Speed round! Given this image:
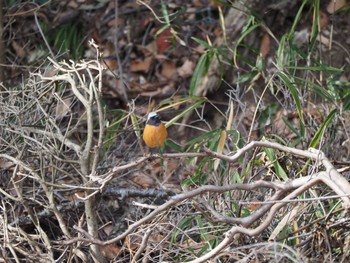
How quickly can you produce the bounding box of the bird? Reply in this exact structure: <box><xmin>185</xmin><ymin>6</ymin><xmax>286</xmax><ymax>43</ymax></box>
<box><xmin>143</xmin><ymin>112</ymin><xmax>168</xmax><ymax>148</ymax></box>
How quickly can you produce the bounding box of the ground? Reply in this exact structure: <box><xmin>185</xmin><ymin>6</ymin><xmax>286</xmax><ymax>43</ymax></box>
<box><xmin>1</xmin><ymin>0</ymin><xmax>350</xmax><ymax>262</ymax></box>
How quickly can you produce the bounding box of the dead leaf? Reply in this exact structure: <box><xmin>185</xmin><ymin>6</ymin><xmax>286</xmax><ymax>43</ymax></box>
<box><xmin>130</xmin><ymin>56</ymin><xmax>153</xmax><ymax>73</ymax></box>
<box><xmin>177</xmin><ymin>59</ymin><xmax>195</xmax><ymax>78</ymax></box>
<box><xmin>107</xmin><ymin>17</ymin><xmax>125</xmax><ymax>27</ymax></box>
<box><xmin>193</xmin><ymin>0</ymin><xmax>205</xmax><ymax>7</ymax></box>
<box><xmin>145</xmin><ymin>41</ymin><xmax>158</xmax><ymax>55</ymax></box>
<box><xmin>340</xmin><ymin>74</ymin><xmax>349</xmax><ymax>82</ymax></box>
<box><xmin>139</xmin><ymin>16</ymin><xmax>154</xmax><ymax>31</ymax></box>
<box><xmin>260</xmin><ymin>32</ymin><xmax>270</xmax><ymax>58</ymax></box>
<box><xmin>64</xmin><ymin>191</ymin><xmax>86</xmax><ymax>202</ymax></box>
<box><xmin>91</xmin><ymin>27</ymin><xmax>103</xmax><ymax>44</ymax></box>
<box><xmin>53</xmin><ymin>9</ymin><xmax>79</xmax><ymax>27</ymax></box>
<box><xmin>100</xmin><ymin>244</ymin><xmax>121</xmax><ymax>259</ymax></box>
<box><xmin>0</xmin><ymin>159</ymin><xmax>15</xmax><ymax>170</ymax></box>
<box><xmin>11</xmin><ymin>41</ymin><xmax>26</xmax><ymax>58</ymax></box>
<box><xmin>319</xmin><ymin>11</ymin><xmax>329</xmax><ymax>29</ymax></box>
<box><xmin>102</xmin><ymin>57</ymin><xmax>118</xmax><ymax>71</ymax></box>
<box><xmin>318</xmin><ymin>34</ymin><xmax>330</xmax><ymax>46</ymax></box>
<box><xmin>125</xmin><ymin>234</ymin><xmax>142</xmax><ymax>251</ymax></box>
<box><xmin>132</xmin><ymin>171</ymin><xmax>155</xmax><ymax>188</ymax></box>
<box><xmin>43</xmin><ymin>66</ymin><xmax>59</xmax><ymax>77</ymax></box>
<box><xmin>214</xmin><ymin>26</ymin><xmax>222</xmax><ymax>38</ymax></box>
<box><xmin>209</xmin><ymin>0</ymin><xmax>224</xmax><ymax>8</ymax></box>
<box><xmin>327</xmin><ymin>0</ymin><xmax>347</xmax><ymax>13</ymax></box>
<box><xmin>343</xmin><ymin>235</ymin><xmax>350</xmax><ymax>260</ymax></box>
<box><xmin>194</xmin><ymin>44</ymin><xmax>206</xmax><ymax>54</ymax></box>
<box><xmin>214</xmin><ymin>129</ymin><xmax>227</xmax><ymax>171</ymax></box>
<box><xmin>269</xmin><ymin>205</ymin><xmax>301</xmax><ymax>241</ymax></box>
<box><xmin>102</xmin><ymin>41</ymin><xmax>115</xmax><ymax>56</ymax></box>
<box><xmin>140</xmin><ymin>89</ymin><xmax>163</xmax><ymax>97</ymax></box>
<box><xmin>160</xmin><ymin>60</ymin><xmax>177</xmax><ymax>79</ymax></box>
<box><xmin>102</xmin><ymin>224</ymin><xmax>115</xmax><ymax>236</ymax></box>
<box><xmin>156</xmin><ymin>27</ymin><xmax>172</xmax><ymax>54</ymax></box>
<box><xmin>140</xmin><ymin>83</ymin><xmax>175</xmax><ymax>97</ymax></box>
<box><xmin>55</xmin><ymin>97</ymin><xmax>73</xmax><ymax>121</ymax></box>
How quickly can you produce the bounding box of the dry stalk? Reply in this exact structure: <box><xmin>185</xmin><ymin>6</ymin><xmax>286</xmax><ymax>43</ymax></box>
<box><xmin>1</xmin><ymin>43</ymin><xmax>349</xmax><ymax>262</ymax></box>
<box><xmin>0</xmin><ymin>41</ymin><xmax>106</xmax><ymax>262</ymax></box>
<box><xmin>54</xmin><ymin>140</ymin><xmax>350</xmax><ymax>262</ymax></box>
<box><xmin>40</xmin><ymin>42</ymin><xmax>106</xmax><ymax>263</ymax></box>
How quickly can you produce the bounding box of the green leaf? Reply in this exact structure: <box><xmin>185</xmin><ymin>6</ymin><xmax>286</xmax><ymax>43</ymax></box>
<box><xmin>309</xmin><ymin>109</ymin><xmax>337</xmax><ymax>148</ymax></box>
<box><xmin>309</xmin><ymin>0</ymin><xmax>320</xmax><ymax>51</ymax></box>
<box><xmin>196</xmin><ymin>216</ymin><xmax>208</xmax><ymax>241</ymax></box>
<box><xmin>191</xmin><ymin>37</ymin><xmax>213</xmax><ymax>49</ymax></box>
<box><xmin>233</xmin><ymin>22</ymin><xmax>260</xmax><ymax>68</ymax></box>
<box><xmin>185</xmin><ymin>129</ymin><xmax>220</xmax><ymax>148</ymax></box>
<box><xmin>161</xmin><ymin>0</ymin><xmax>171</xmax><ymax>25</ymax></box>
<box><xmin>165</xmin><ymin>98</ymin><xmax>206</xmax><ymax>128</ymax></box>
<box><xmin>282</xmin><ymin>117</ymin><xmax>303</xmax><ymax>147</ymax></box>
<box><xmin>286</xmin><ymin>65</ymin><xmax>343</xmax><ymax>72</ymax></box>
<box><xmin>189</xmin><ymin>52</ymin><xmax>213</xmax><ymax>96</ymax></box>
<box><xmin>277</xmin><ymin>34</ymin><xmax>287</xmax><ymax>69</ymax></box>
<box><xmin>182</xmin><ymin>160</ymin><xmax>210</xmax><ymax>185</ymax></box>
<box><xmin>282</xmin><ymin>117</ymin><xmax>301</xmax><ymax>138</ymax></box>
<box><xmin>170</xmin><ymin>216</ymin><xmax>195</xmax><ymax>248</ymax></box>
<box><xmin>277</xmin><ymin>71</ymin><xmax>305</xmax><ymax>138</ymax></box>
<box><xmin>165</xmin><ymin>139</ymin><xmax>182</xmax><ymax>152</ymax></box>
<box><xmin>264</xmin><ymin>147</ymin><xmax>288</xmax><ymax>181</ymax></box>
<box><xmin>287</xmin><ymin>0</ymin><xmax>308</xmax><ymax>40</ymax></box>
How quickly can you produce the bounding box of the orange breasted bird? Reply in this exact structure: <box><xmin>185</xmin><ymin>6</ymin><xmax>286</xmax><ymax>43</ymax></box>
<box><xmin>143</xmin><ymin>112</ymin><xmax>168</xmax><ymax>148</ymax></box>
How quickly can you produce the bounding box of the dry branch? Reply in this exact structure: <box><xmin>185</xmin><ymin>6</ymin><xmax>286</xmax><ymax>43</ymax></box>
<box><xmin>1</xmin><ymin>46</ymin><xmax>350</xmax><ymax>262</ymax></box>
<box><xmin>55</xmin><ymin>140</ymin><xmax>350</xmax><ymax>262</ymax></box>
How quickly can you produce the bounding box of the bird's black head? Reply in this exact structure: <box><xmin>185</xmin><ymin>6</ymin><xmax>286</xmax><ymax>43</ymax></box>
<box><xmin>146</xmin><ymin>112</ymin><xmax>161</xmax><ymax>126</ymax></box>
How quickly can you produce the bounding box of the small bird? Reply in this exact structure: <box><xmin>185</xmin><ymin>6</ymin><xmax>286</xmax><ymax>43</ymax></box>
<box><xmin>143</xmin><ymin>112</ymin><xmax>168</xmax><ymax>148</ymax></box>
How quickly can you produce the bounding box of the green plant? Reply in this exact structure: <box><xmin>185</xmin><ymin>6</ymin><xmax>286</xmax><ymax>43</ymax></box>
<box><xmin>48</xmin><ymin>20</ymin><xmax>85</xmax><ymax>59</ymax></box>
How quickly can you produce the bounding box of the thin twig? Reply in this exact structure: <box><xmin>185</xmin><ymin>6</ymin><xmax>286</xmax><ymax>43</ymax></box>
<box><xmin>133</xmin><ymin>228</ymin><xmax>153</xmax><ymax>262</ymax></box>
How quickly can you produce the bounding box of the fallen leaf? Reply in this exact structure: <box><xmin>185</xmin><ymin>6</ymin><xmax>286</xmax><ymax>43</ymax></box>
<box><xmin>102</xmin><ymin>224</ymin><xmax>115</xmax><ymax>236</ymax></box>
<box><xmin>177</xmin><ymin>59</ymin><xmax>195</xmax><ymax>78</ymax></box>
<box><xmin>139</xmin><ymin>17</ymin><xmax>154</xmax><ymax>29</ymax></box>
<box><xmin>145</xmin><ymin>41</ymin><xmax>158</xmax><ymax>55</ymax></box>
<box><xmin>53</xmin><ymin>9</ymin><xmax>79</xmax><ymax>27</ymax></box>
<box><xmin>0</xmin><ymin>159</ymin><xmax>15</xmax><ymax>170</ymax></box>
<box><xmin>160</xmin><ymin>60</ymin><xmax>177</xmax><ymax>79</ymax></box>
<box><xmin>107</xmin><ymin>17</ymin><xmax>125</xmax><ymax>27</ymax></box>
<box><xmin>156</xmin><ymin>27</ymin><xmax>172</xmax><ymax>54</ymax></box>
<box><xmin>319</xmin><ymin>11</ymin><xmax>329</xmax><ymax>29</ymax></box>
<box><xmin>327</xmin><ymin>0</ymin><xmax>347</xmax><ymax>13</ymax></box>
<box><xmin>193</xmin><ymin>0</ymin><xmax>205</xmax><ymax>7</ymax></box>
<box><xmin>209</xmin><ymin>0</ymin><xmax>224</xmax><ymax>8</ymax></box>
<box><xmin>140</xmin><ymin>89</ymin><xmax>164</xmax><ymax>97</ymax></box>
<box><xmin>245</xmin><ymin>198</ymin><xmax>263</xmax><ymax>210</ymax></box>
<box><xmin>102</xmin><ymin>57</ymin><xmax>118</xmax><ymax>71</ymax></box>
<box><xmin>55</xmin><ymin>97</ymin><xmax>73</xmax><ymax>121</ymax></box>
<box><xmin>132</xmin><ymin>171</ymin><xmax>155</xmax><ymax>188</ymax></box>
<box><xmin>102</xmin><ymin>41</ymin><xmax>115</xmax><ymax>56</ymax></box>
<box><xmin>130</xmin><ymin>56</ymin><xmax>153</xmax><ymax>73</ymax></box>
<box><xmin>260</xmin><ymin>32</ymin><xmax>270</xmax><ymax>58</ymax></box>
<box><xmin>214</xmin><ymin>129</ymin><xmax>227</xmax><ymax>171</ymax></box>
<box><xmin>269</xmin><ymin>205</ymin><xmax>301</xmax><ymax>241</ymax></box>
<box><xmin>140</xmin><ymin>83</ymin><xmax>175</xmax><ymax>97</ymax></box>
<box><xmin>100</xmin><ymin>244</ymin><xmax>121</xmax><ymax>259</ymax></box>
<box><xmin>92</xmin><ymin>29</ymin><xmax>101</xmax><ymax>43</ymax></box>
<box><xmin>318</xmin><ymin>34</ymin><xmax>330</xmax><ymax>46</ymax></box>
<box><xmin>11</xmin><ymin>40</ymin><xmax>26</xmax><ymax>58</ymax></box>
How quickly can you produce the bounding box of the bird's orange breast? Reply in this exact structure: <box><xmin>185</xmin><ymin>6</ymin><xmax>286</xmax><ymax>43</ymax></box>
<box><xmin>143</xmin><ymin>122</ymin><xmax>168</xmax><ymax>148</ymax></box>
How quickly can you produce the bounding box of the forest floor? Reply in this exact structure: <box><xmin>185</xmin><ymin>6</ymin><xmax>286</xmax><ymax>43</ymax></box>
<box><xmin>1</xmin><ymin>0</ymin><xmax>350</xmax><ymax>262</ymax></box>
